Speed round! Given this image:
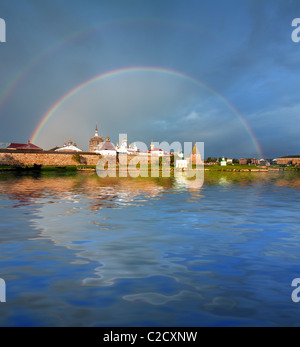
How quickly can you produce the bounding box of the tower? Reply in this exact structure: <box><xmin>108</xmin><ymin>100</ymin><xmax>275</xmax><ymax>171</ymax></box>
<box><xmin>190</xmin><ymin>142</ymin><xmax>202</xmax><ymax>165</ymax></box>
<box><xmin>89</xmin><ymin>125</ymin><xmax>104</xmax><ymax>152</ymax></box>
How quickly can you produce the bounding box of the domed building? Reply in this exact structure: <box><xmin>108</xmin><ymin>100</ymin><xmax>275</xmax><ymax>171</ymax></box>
<box><xmin>95</xmin><ymin>137</ymin><xmax>116</xmax><ymax>156</ymax></box>
<box><xmin>89</xmin><ymin>125</ymin><xmax>104</xmax><ymax>152</ymax></box>
<box><xmin>55</xmin><ymin>140</ymin><xmax>82</xmax><ymax>152</ymax></box>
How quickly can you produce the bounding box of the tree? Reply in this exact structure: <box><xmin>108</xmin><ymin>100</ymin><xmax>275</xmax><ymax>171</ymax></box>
<box><xmin>72</xmin><ymin>153</ymin><xmax>81</xmax><ymax>164</ymax></box>
<box><xmin>170</xmin><ymin>154</ymin><xmax>174</xmax><ymax>166</ymax></box>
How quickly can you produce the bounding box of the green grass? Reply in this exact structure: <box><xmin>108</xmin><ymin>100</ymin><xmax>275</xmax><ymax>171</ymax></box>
<box><xmin>204</xmin><ymin>164</ymin><xmax>264</xmax><ymax>171</ymax></box>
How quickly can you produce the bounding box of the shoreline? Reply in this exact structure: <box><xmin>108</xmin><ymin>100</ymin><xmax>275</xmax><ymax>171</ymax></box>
<box><xmin>0</xmin><ymin>165</ymin><xmax>299</xmax><ymax>174</ymax></box>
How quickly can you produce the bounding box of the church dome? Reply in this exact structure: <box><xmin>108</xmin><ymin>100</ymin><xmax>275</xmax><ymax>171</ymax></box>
<box><xmin>89</xmin><ymin>125</ymin><xmax>104</xmax><ymax>152</ymax></box>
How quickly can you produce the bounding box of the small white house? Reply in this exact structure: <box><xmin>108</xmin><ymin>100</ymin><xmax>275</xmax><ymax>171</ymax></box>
<box><xmin>220</xmin><ymin>157</ymin><xmax>227</xmax><ymax>166</ymax></box>
<box><xmin>176</xmin><ymin>160</ymin><xmax>188</xmax><ymax>169</ymax></box>
<box><xmin>176</xmin><ymin>151</ymin><xmax>188</xmax><ymax>169</ymax></box>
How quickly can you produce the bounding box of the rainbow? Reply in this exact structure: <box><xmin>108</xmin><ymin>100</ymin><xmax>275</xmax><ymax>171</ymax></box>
<box><xmin>0</xmin><ymin>18</ymin><xmax>202</xmax><ymax>111</ymax></box>
<box><xmin>30</xmin><ymin>67</ymin><xmax>263</xmax><ymax>158</ymax></box>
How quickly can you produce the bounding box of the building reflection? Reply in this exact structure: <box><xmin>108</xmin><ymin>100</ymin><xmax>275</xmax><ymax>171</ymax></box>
<box><xmin>0</xmin><ymin>173</ymin><xmax>174</xmax><ymax>210</ymax></box>
<box><xmin>1</xmin><ymin>170</ymin><xmax>299</xmax><ymax>292</ymax></box>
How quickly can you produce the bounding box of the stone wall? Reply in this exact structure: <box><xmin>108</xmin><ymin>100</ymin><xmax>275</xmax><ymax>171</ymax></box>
<box><xmin>0</xmin><ymin>150</ymin><xmax>173</xmax><ymax>167</ymax></box>
<box><xmin>277</xmin><ymin>157</ymin><xmax>300</xmax><ymax>165</ymax></box>
<box><xmin>0</xmin><ymin>150</ymin><xmax>101</xmax><ymax>166</ymax></box>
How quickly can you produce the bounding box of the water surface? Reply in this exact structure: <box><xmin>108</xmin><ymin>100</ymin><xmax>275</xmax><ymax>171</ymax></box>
<box><xmin>0</xmin><ymin>171</ymin><xmax>299</xmax><ymax>326</ymax></box>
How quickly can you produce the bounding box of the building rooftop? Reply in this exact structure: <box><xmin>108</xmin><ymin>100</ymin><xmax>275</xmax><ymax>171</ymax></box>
<box><xmin>7</xmin><ymin>141</ymin><xmax>43</xmax><ymax>150</ymax></box>
<box><xmin>98</xmin><ymin>137</ymin><xmax>116</xmax><ymax>151</ymax></box>
<box><xmin>279</xmin><ymin>155</ymin><xmax>300</xmax><ymax>158</ymax></box>
<box><xmin>55</xmin><ymin>140</ymin><xmax>82</xmax><ymax>152</ymax></box>
<box><xmin>191</xmin><ymin>142</ymin><xmax>201</xmax><ymax>155</ymax></box>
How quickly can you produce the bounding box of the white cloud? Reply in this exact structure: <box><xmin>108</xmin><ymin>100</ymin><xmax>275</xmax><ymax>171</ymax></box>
<box><xmin>184</xmin><ymin>111</ymin><xmax>199</xmax><ymax>121</ymax></box>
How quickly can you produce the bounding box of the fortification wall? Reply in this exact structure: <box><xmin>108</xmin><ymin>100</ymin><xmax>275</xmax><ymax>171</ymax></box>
<box><xmin>0</xmin><ymin>150</ymin><xmax>101</xmax><ymax>166</ymax></box>
<box><xmin>277</xmin><ymin>157</ymin><xmax>300</xmax><ymax>165</ymax></box>
<box><xmin>0</xmin><ymin>150</ymin><xmax>173</xmax><ymax>167</ymax></box>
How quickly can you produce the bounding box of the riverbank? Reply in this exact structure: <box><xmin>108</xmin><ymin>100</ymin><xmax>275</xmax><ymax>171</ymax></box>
<box><xmin>0</xmin><ymin>164</ymin><xmax>299</xmax><ymax>174</ymax></box>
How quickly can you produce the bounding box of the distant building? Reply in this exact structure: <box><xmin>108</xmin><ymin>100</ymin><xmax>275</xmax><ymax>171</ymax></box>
<box><xmin>251</xmin><ymin>158</ymin><xmax>259</xmax><ymax>165</ymax></box>
<box><xmin>96</xmin><ymin>137</ymin><xmax>116</xmax><ymax>156</ymax></box>
<box><xmin>116</xmin><ymin>138</ymin><xmax>139</xmax><ymax>155</ymax></box>
<box><xmin>239</xmin><ymin>158</ymin><xmax>259</xmax><ymax>165</ymax></box>
<box><xmin>226</xmin><ymin>158</ymin><xmax>233</xmax><ymax>164</ymax></box>
<box><xmin>220</xmin><ymin>157</ymin><xmax>227</xmax><ymax>166</ymax></box>
<box><xmin>190</xmin><ymin>142</ymin><xmax>202</xmax><ymax>165</ymax></box>
<box><xmin>259</xmin><ymin>159</ymin><xmax>270</xmax><ymax>166</ymax></box>
<box><xmin>116</xmin><ymin>139</ymin><xmax>170</xmax><ymax>157</ymax></box>
<box><xmin>7</xmin><ymin>140</ymin><xmax>43</xmax><ymax>151</ymax></box>
<box><xmin>89</xmin><ymin>125</ymin><xmax>104</xmax><ymax>152</ymax></box>
<box><xmin>55</xmin><ymin>140</ymin><xmax>82</xmax><ymax>152</ymax></box>
<box><xmin>127</xmin><ymin>143</ymin><xmax>138</xmax><ymax>155</ymax></box>
<box><xmin>176</xmin><ymin>151</ymin><xmax>187</xmax><ymax>169</ymax></box>
<box><xmin>276</xmin><ymin>156</ymin><xmax>300</xmax><ymax>166</ymax></box>
<box><xmin>148</xmin><ymin>141</ymin><xmax>166</xmax><ymax>156</ymax></box>
<box><xmin>116</xmin><ymin>138</ymin><xmax>129</xmax><ymax>154</ymax></box>
<box><xmin>239</xmin><ymin>158</ymin><xmax>248</xmax><ymax>165</ymax></box>
<box><xmin>135</xmin><ymin>141</ymin><xmax>170</xmax><ymax>157</ymax></box>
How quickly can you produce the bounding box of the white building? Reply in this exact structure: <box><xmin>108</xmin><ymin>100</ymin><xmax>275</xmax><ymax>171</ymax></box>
<box><xmin>148</xmin><ymin>141</ymin><xmax>170</xmax><ymax>157</ymax></box>
<box><xmin>176</xmin><ymin>151</ymin><xmax>188</xmax><ymax>169</ymax></box>
<box><xmin>116</xmin><ymin>138</ymin><xmax>128</xmax><ymax>153</ymax></box>
<box><xmin>220</xmin><ymin>157</ymin><xmax>227</xmax><ymax>166</ymax></box>
<box><xmin>55</xmin><ymin>140</ymin><xmax>82</xmax><ymax>152</ymax></box>
<box><xmin>116</xmin><ymin>139</ymin><xmax>169</xmax><ymax>157</ymax></box>
<box><xmin>128</xmin><ymin>143</ymin><xmax>138</xmax><ymax>154</ymax></box>
<box><xmin>116</xmin><ymin>138</ymin><xmax>138</xmax><ymax>155</ymax></box>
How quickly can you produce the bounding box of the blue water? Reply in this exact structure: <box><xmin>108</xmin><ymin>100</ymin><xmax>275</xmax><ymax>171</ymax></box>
<box><xmin>0</xmin><ymin>171</ymin><xmax>300</xmax><ymax>327</ymax></box>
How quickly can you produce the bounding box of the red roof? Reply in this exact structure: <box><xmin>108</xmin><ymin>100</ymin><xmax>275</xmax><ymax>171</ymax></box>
<box><xmin>7</xmin><ymin>142</ymin><xmax>43</xmax><ymax>150</ymax></box>
<box><xmin>148</xmin><ymin>148</ymin><xmax>170</xmax><ymax>155</ymax></box>
<box><xmin>99</xmin><ymin>141</ymin><xmax>116</xmax><ymax>151</ymax></box>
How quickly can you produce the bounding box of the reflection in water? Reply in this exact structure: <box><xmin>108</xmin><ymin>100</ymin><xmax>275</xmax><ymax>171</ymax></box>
<box><xmin>0</xmin><ymin>171</ymin><xmax>300</xmax><ymax>326</ymax></box>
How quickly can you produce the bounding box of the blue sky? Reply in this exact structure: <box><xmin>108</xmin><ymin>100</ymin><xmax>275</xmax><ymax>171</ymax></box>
<box><xmin>0</xmin><ymin>0</ymin><xmax>300</xmax><ymax>158</ymax></box>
